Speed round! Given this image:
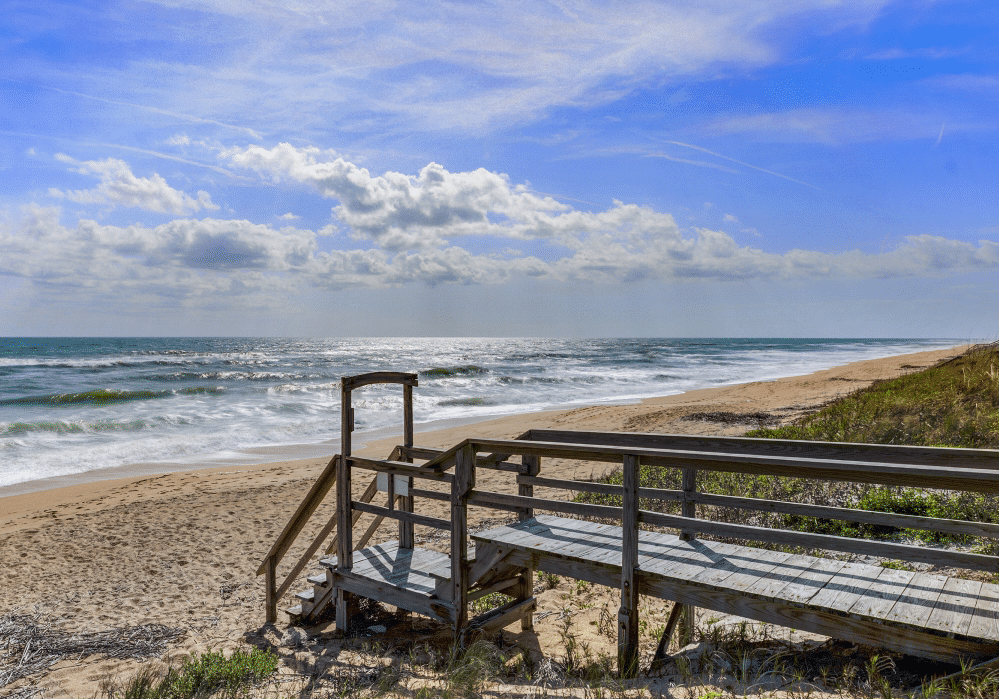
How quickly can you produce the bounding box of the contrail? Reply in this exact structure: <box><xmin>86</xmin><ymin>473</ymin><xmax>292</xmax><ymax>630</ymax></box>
<box><xmin>934</xmin><ymin>122</ymin><xmax>945</xmax><ymax>147</ymax></box>
<box><xmin>667</xmin><ymin>140</ymin><xmax>822</xmax><ymax>191</ymax></box>
<box><xmin>2</xmin><ymin>79</ymin><xmax>263</xmax><ymax>140</ymax></box>
<box><xmin>1</xmin><ymin>129</ymin><xmax>244</xmax><ymax>178</ymax></box>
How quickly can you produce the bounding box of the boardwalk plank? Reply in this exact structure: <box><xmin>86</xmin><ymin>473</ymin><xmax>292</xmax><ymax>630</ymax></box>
<box><xmin>884</xmin><ymin>572</ymin><xmax>949</xmax><ymax>628</ymax></box>
<box><xmin>925</xmin><ymin>577</ymin><xmax>982</xmax><ymax>637</ymax></box>
<box><xmin>968</xmin><ymin>581</ymin><xmax>999</xmax><ymax>641</ymax></box>
<box><xmin>808</xmin><ymin>561</ymin><xmax>882</xmax><ymax>614</ymax></box>
<box><xmin>848</xmin><ymin>566</ymin><xmax>914</xmax><ymax>619</ymax></box>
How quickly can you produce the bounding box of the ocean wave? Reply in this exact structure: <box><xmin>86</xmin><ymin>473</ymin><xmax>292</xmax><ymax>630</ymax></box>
<box><xmin>0</xmin><ymin>386</ymin><xmax>224</xmax><ymax>407</ymax></box>
<box><xmin>420</xmin><ymin>365</ymin><xmax>488</xmax><ymax>378</ymax></box>
<box><xmin>0</xmin><ymin>419</ymin><xmax>148</xmax><ymax>436</ymax></box>
<box><xmin>437</xmin><ymin>397</ymin><xmax>498</xmax><ymax>407</ymax></box>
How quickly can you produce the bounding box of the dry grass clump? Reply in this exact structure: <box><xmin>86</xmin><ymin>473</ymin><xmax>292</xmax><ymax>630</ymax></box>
<box><xmin>0</xmin><ymin>611</ymin><xmax>184</xmax><ymax>692</ymax></box>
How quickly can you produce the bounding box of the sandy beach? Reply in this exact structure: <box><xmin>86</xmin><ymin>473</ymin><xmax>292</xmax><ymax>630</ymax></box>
<box><xmin>0</xmin><ymin>344</ymin><xmax>968</xmax><ymax>696</ymax></box>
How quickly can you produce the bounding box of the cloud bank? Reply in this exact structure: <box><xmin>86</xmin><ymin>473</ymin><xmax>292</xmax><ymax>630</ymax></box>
<box><xmin>4</xmin><ymin>145</ymin><xmax>998</xmax><ymax>311</ymax></box>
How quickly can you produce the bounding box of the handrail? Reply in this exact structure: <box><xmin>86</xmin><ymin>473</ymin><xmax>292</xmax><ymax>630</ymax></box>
<box><xmin>464</xmin><ymin>437</ymin><xmax>999</xmax><ymax>493</ymax></box>
<box><xmin>524</xmin><ymin>428</ymin><xmax>999</xmax><ymax>469</ymax></box>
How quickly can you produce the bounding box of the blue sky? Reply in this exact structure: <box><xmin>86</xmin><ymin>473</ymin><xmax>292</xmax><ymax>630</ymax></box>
<box><xmin>1</xmin><ymin>0</ymin><xmax>997</xmax><ymax>337</ymax></box>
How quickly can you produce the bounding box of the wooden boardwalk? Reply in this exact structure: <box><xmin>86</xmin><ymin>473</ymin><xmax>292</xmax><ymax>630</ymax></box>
<box><xmin>473</xmin><ymin>515</ymin><xmax>999</xmax><ymax>662</ymax></box>
<box><xmin>262</xmin><ymin>372</ymin><xmax>999</xmax><ymax>676</ymax></box>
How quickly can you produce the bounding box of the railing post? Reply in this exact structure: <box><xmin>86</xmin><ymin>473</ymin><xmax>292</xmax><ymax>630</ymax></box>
<box><xmin>452</xmin><ymin>443</ymin><xmax>475</xmax><ymax>632</ymax></box>
<box><xmin>518</xmin><ymin>454</ymin><xmax>540</xmax><ymax>631</ymax></box>
<box><xmin>519</xmin><ymin>455</ymin><xmax>540</xmax><ymax>522</ymax></box>
<box><xmin>336</xmin><ymin>385</ymin><xmax>356</xmax><ymax>633</ymax></box>
<box><xmin>618</xmin><ymin>454</ymin><xmax>640</xmax><ymax>678</ymax></box>
<box><xmin>679</xmin><ymin>466</ymin><xmax>697</xmax><ymax>645</ymax></box>
<box><xmin>265</xmin><ymin>555</ymin><xmax>277</xmax><ymax>624</ymax></box>
<box><xmin>399</xmin><ymin>384</ymin><xmax>415</xmax><ymax>548</ymax></box>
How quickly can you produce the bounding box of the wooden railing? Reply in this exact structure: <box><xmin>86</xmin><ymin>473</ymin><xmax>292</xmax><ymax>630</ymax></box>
<box><xmin>434</xmin><ymin>431</ymin><xmax>999</xmax><ymax>674</ymax></box>
<box><xmin>258</xmin><ymin>371</ymin><xmax>418</xmax><ymax>623</ymax></box>
<box><xmin>263</xmin><ymin>414</ymin><xmax>999</xmax><ymax>671</ymax></box>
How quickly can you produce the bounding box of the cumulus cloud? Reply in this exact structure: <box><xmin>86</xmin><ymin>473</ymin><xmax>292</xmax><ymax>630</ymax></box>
<box><xmin>223</xmin><ymin>143</ymin><xmax>568</xmax><ymax>250</ymax></box>
<box><xmin>49</xmin><ymin>155</ymin><xmax>219</xmax><ymax>214</ymax></box>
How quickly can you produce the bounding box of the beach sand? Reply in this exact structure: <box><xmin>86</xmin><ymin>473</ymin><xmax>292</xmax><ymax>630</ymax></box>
<box><xmin>0</xmin><ymin>345</ymin><xmax>968</xmax><ymax>696</ymax></box>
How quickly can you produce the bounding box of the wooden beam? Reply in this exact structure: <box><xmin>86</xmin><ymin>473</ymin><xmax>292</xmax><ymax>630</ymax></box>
<box><xmin>256</xmin><ymin>454</ymin><xmax>338</xmax><ymax>575</ymax></box>
<box><xmin>341</xmin><ymin>372</ymin><xmax>418</xmax><ymax>391</ymax></box>
<box><xmin>523</xmin><ymin>429</ymin><xmax>999</xmax><ymax>471</ymax></box>
<box><xmin>467</xmin><ymin>490</ymin><xmax>622</xmax><ymax>520</ymax></box>
<box><xmin>347</xmin><ymin>456</ymin><xmax>454</xmax><ymax>482</ymax></box>
<box><xmin>463</xmin><ymin>438</ymin><xmax>999</xmax><ymax>493</ymax></box>
<box><xmin>619</xmin><ymin>454</ymin><xmax>640</xmax><ymax>679</ymax></box>
<box><xmin>693</xmin><ymin>492</ymin><xmax>999</xmax><ymax>540</ymax></box>
<box><xmin>351</xmin><ymin>500</ymin><xmax>452</xmax><ymax>530</ymax></box>
<box><xmin>636</xmin><ymin>510</ymin><xmax>999</xmax><ymax>573</ymax></box>
<box><xmin>451</xmin><ymin>443</ymin><xmax>475</xmax><ymax>631</ymax></box>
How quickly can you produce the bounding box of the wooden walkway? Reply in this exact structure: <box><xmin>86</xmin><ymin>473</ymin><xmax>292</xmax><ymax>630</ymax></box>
<box><xmin>472</xmin><ymin>515</ymin><xmax>999</xmax><ymax>663</ymax></box>
<box><xmin>261</xmin><ymin>372</ymin><xmax>999</xmax><ymax>676</ymax></box>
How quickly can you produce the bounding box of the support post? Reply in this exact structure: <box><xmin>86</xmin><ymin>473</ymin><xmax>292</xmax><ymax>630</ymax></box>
<box><xmin>678</xmin><ymin>466</ymin><xmax>697</xmax><ymax>645</ymax></box>
<box><xmin>451</xmin><ymin>443</ymin><xmax>475</xmax><ymax>632</ymax></box>
<box><xmin>336</xmin><ymin>385</ymin><xmax>356</xmax><ymax>633</ymax></box>
<box><xmin>518</xmin><ymin>454</ymin><xmax>540</xmax><ymax>630</ymax></box>
<box><xmin>265</xmin><ymin>555</ymin><xmax>277</xmax><ymax>624</ymax></box>
<box><xmin>399</xmin><ymin>384</ymin><xmax>415</xmax><ymax>548</ymax></box>
<box><xmin>618</xmin><ymin>454</ymin><xmax>640</xmax><ymax>678</ymax></box>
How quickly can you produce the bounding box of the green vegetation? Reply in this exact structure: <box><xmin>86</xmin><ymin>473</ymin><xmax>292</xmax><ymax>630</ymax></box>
<box><xmin>102</xmin><ymin>648</ymin><xmax>278</xmax><ymax>699</ymax></box>
<box><xmin>747</xmin><ymin>342</ymin><xmax>999</xmax><ymax>448</ymax></box>
<box><xmin>576</xmin><ymin>343</ymin><xmax>999</xmax><ymax>549</ymax></box>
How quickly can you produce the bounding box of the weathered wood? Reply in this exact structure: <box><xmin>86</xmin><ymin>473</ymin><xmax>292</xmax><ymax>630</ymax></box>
<box><xmin>523</xmin><ymin>429</ymin><xmax>999</xmax><ymax>470</ymax></box>
<box><xmin>467</xmin><ymin>543</ymin><xmax>512</xmax><ymax>588</ymax></box>
<box><xmin>467</xmin><ymin>490</ymin><xmax>622</xmax><ymax>520</ymax></box>
<box><xmin>265</xmin><ymin>555</ymin><xmax>277</xmax><ymax>624</ymax></box>
<box><xmin>351</xmin><ymin>500</ymin><xmax>452</xmax><ymax>530</ymax></box>
<box><xmin>693</xmin><ymin>492</ymin><xmax>999</xmax><ymax>540</ymax></box>
<box><xmin>333</xmin><ymin>568</ymin><xmax>453</xmax><ymax>626</ymax></box>
<box><xmin>639</xmin><ymin>572</ymin><xmax>997</xmax><ymax>662</ymax></box>
<box><xmin>465</xmin><ymin>597</ymin><xmax>537</xmax><ymax>638</ymax></box>
<box><xmin>400</xmin><ymin>383</ymin><xmax>415</xmax><ymax>548</ymax></box>
<box><xmin>341</xmin><ymin>372</ymin><xmax>418</xmax><ymax>391</ymax></box>
<box><xmin>885</xmin><ymin>572</ymin><xmax>949</xmax><ymax>628</ymax></box>
<box><xmin>276</xmin><ymin>509</ymin><xmax>337</xmax><ymax>601</ymax></box>
<box><xmin>469</xmin><ymin>576</ymin><xmax>521</xmax><ymax>602</ymax></box>
<box><xmin>926</xmin><ymin>577</ymin><xmax>982</xmax><ymax>637</ymax></box>
<box><xmin>680</xmin><ymin>466</ymin><xmax>696</xmax><ymax>542</ymax></box>
<box><xmin>968</xmin><ymin>582</ymin><xmax>999</xmax><ymax>641</ymax></box>
<box><xmin>637</xmin><ymin>509</ymin><xmax>999</xmax><ymax>573</ymax></box>
<box><xmin>519</xmin><ymin>455</ymin><xmax>541</xmax><ymax>521</ymax></box>
<box><xmin>619</xmin><ymin>454</ymin><xmax>640</xmax><ymax>678</ymax></box>
<box><xmin>336</xmin><ymin>384</ymin><xmax>354</xmax><ymax>632</ymax></box>
<box><xmin>464</xmin><ymin>438</ymin><xmax>999</xmax><ymax>493</ymax></box>
<box><xmin>325</xmin><ymin>476</ymin><xmax>379</xmax><ymax>554</ymax></box>
<box><xmin>452</xmin><ymin>443</ymin><xmax>475</xmax><ymax>630</ymax></box>
<box><xmin>347</xmin><ymin>456</ymin><xmax>455</xmax><ymax>483</ymax></box>
<box><xmin>257</xmin><ymin>454</ymin><xmax>338</xmax><ymax>576</ymax></box>
<box><xmin>408</xmin><ymin>487</ymin><xmax>450</xmax><ymax>502</ymax></box>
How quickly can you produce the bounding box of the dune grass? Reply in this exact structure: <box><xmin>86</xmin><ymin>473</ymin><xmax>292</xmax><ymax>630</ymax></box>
<box><xmin>746</xmin><ymin>342</ymin><xmax>999</xmax><ymax>448</ymax></box>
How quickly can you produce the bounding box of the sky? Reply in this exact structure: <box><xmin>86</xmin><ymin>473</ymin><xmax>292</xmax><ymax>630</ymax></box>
<box><xmin>1</xmin><ymin>0</ymin><xmax>997</xmax><ymax>338</ymax></box>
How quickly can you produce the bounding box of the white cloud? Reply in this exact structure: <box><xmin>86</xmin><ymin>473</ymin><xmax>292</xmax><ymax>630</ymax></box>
<box><xmin>279</xmin><ymin>212</ymin><xmax>300</xmax><ymax>220</ymax></box>
<box><xmin>49</xmin><ymin>155</ymin><xmax>219</xmax><ymax>214</ymax></box>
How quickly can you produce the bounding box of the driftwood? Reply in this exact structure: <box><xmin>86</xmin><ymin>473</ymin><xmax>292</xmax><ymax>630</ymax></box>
<box><xmin>0</xmin><ymin>612</ymin><xmax>185</xmax><ymax>690</ymax></box>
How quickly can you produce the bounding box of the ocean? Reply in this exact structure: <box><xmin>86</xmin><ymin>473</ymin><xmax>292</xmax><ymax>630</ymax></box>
<box><xmin>0</xmin><ymin>337</ymin><xmax>960</xmax><ymax>491</ymax></box>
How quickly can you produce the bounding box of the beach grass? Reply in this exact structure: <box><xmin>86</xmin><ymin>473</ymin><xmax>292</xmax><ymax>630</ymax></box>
<box><xmin>746</xmin><ymin>341</ymin><xmax>999</xmax><ymax>448</ymax></box>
